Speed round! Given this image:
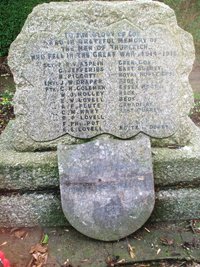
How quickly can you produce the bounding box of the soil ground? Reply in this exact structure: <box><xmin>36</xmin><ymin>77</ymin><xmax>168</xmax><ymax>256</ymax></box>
<box><xmin>1</xmin><ymin>221</ymin><xmax>200</xmax><ymax>267</ymax></box>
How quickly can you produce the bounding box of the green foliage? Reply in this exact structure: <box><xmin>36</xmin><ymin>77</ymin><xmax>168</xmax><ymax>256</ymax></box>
<box><xmin>0</xmin><ymin>0</ymin><xmax>69</xmax><ymax>57</ymax></box>
<box><xmin>193</xmin><ymin>92</ymin><xmax>200</xmax><ymax>100</ymax></box>
<box><xmin>41</xmin><ymin>233</ymin><xmax>49</xmax><ymax>244</ymax></box>
<box><xmin>162</xmin><ymin>0</ymin><xmax>200</xmax><ymax>57</ymax></box>
<box><xmin>161</xmin><ymin>0</ymin><xmax>185</xmax><ymax>8</ymax></box>
<box><xmin>0</xmin><ymin>89</ymin><xmax>14</xmax><ymax>133</ymax></box>
<box><xmin>0</xmin><ymin>89</ymin><xmax>13</xmax><ymax>106</ymax></box>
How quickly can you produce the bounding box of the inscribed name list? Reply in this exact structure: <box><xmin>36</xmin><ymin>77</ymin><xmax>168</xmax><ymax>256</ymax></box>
<box><xmin>23</xmin><ymin>21</ymin><xmax>181</xmax><ymax>141</ymax></box>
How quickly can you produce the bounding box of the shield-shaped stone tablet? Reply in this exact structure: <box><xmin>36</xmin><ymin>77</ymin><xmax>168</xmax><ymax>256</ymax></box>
<box><xmin>58</xmin><ymin>135</ymin><xmax>155</xmax><ymax>241</ymax></box>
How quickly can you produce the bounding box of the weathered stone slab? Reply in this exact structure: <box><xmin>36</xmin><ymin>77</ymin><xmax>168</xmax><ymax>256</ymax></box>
<box><xmin>58</xmin><ymin>135</ymin><xmax>155</xmax><ymax>241</ymax></box>
<box><xmin>8</xmin><ymin>0</ymin><xmax>195</xmax><ymax>150</ymax></box>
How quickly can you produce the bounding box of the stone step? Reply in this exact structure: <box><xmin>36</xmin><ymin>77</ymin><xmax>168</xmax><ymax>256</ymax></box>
<box><xmin>1</xmin><ymin>136</ymin><xmax>200</xmax><ymax>191</ymax></box>
<box><xmin>0</xmin><ymin>188</ymin><xmax>200</xmax><ymax>228</ymax></box>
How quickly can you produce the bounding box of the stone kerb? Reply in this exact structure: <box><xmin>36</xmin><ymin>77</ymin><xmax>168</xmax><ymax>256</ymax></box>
<box><xmin>7</xmin><ymin>0</ymin><xmax>195</xmax><ymax>151</ymax></box>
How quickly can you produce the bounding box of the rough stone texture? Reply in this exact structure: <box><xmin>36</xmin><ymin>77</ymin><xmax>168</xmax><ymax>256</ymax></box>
<box><xmin>0</xmin><ymin>124</ymin><xmax>58</xmax><ymax>190</ymax></box>
<box><xmin>152</xmin><ymin>188</ymin><xmax>200</xmax><ymax>221</ymax></box>
<box><xmin>151</xmin><ymin>117</ymin><xmax>200</xmax><ymax>147</ymax></box>
<box><xmin>8</xmin><ymin>0</ymin><xmax>195</xmax><ymax>151</ymax></box>
<box><xmin>58</xmin><ymin>136</ymin><xmax>154</xmax><ymax>241</ymax></box>
<box><xmin>1</xmin><ymin>188</ymin><xmax>200</xmax><ymax>228</ymax></box>
<box><xmin>0</xmin><ymin>193</ymin><xmax>67</xmax><ymax>227</ymax></box>
<box><xmin>153</xmin><ymin>141</ymin><xmax>200</xmax><ymax>187</ymax></box>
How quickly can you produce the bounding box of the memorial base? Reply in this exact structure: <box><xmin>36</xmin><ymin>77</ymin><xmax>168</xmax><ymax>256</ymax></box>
<box><xmin>1</xmin><ymin>124</ymin><xmax>200</xmax><ymax>228</ymax></box>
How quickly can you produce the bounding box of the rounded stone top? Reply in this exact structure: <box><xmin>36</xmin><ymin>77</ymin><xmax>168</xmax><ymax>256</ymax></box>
<box><xmin>8</xmin><ymin>1</ymin><xmax>195</xmax><ymax>144</ymax></box>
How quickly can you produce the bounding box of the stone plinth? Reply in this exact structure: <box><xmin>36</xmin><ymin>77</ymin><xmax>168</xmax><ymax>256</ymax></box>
<box><xmin>1</xmin><ymin>131</ymin><xmax>200</xmax><ymax>227</ymax></box>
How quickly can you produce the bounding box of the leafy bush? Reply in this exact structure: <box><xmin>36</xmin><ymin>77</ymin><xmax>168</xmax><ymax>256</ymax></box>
<box><xmin>0</xmin><ymin>0</ymin><xmax>69</xmax><ymax>57</ymax></box>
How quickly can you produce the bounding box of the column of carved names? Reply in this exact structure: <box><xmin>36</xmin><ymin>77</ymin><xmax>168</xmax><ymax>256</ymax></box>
<box><xmin>33</xmin><ymin>29</ymin><xmax>179</xmax><ymax>137</ymax></box>
<box><xmin>59</xmin><ymin>32</ymin><xmax>108</xmax><ymax>134</ymax></box>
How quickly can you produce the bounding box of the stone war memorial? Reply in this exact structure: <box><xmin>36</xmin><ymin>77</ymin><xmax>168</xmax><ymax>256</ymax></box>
<box><xmin>0</xmin><ymin>0</ymin><xmax>200</xmax><ymax>241</ymax></box>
